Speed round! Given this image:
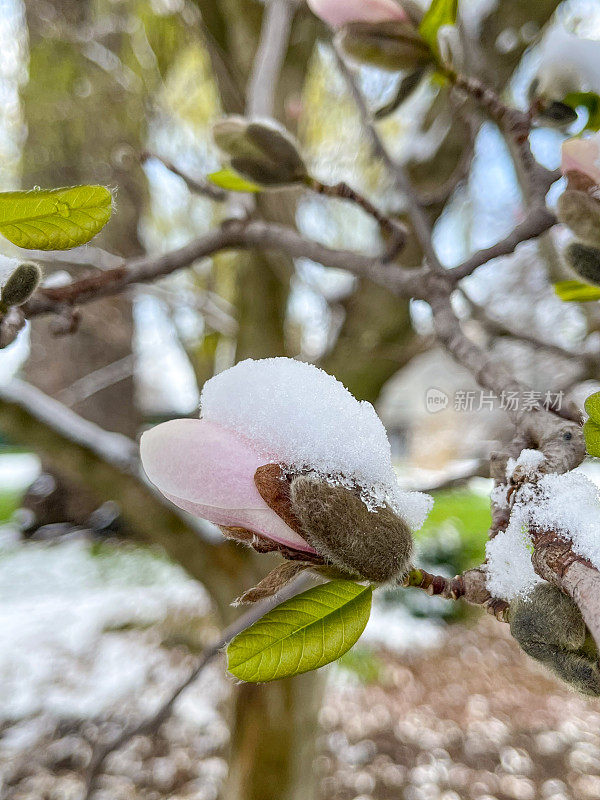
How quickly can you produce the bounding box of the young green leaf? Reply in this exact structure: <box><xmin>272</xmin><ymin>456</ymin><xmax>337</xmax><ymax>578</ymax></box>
<box><xmin>585</xmin><ymin>391</ymin><xmax>600</xmax><ymax>426</ymax></box>
<box><xmin>0</xmin><ymin>186</ymin><xmax>112</xmax><ymax>250</ymax></box>
<box><xmin>227</xmin><ymin>580</ymin><xmax>373</xmax><ymax>682</ymax></box>
<box><xmin>584</xmin><ymin>419</ymin><xmax>600</xmax><ymax>457</ymax></box>
<box><xmin>553</xmin><ymin>280</ymin><xmax>600</xmax><ymax>302</ymax></box>
<box><xmin>207</xmin><ymin>168</ymin><xmax>262</xmax><ymax>193</ymax></box>
<box><xmin>563</xmin><ymin>92</ymin><xmax>600</xmax><ymax>132</ymax></box>
<box><xmin>419</xmin><ymin>0</ymin><xmax>459</xmax><ymax>53</ymax></box>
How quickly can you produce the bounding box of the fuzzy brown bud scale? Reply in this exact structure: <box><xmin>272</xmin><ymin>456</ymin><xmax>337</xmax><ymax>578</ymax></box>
<box><xmin>0</xmin><ymin>262</ymin><xmax>42</xmax><ymax>312</ymax></box>
<box><xmin>339</xmin><ymin>21</ymin><xmax>434</xmax><ymax>72</ymax></box>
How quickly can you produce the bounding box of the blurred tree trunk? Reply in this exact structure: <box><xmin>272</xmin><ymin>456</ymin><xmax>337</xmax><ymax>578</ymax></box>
<box><xmin>22</xmin><ymin>0</ymin><xmax>148</xmax><ymax>437</ymax></box>
<box><xmin>198</xmin><ymin>6</ymin><xmax>326</xmax><ymax>800</ymax></box>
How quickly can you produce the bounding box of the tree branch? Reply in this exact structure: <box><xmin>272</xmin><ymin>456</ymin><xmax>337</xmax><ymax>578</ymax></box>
<box><xmin>22</xmin><ymin>220</ymin><xmax>421</xmax><ymax>322</ymax></box>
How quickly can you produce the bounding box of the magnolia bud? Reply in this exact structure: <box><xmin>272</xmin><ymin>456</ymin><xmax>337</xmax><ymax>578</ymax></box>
<box><xmin>338</xmin><ymin>21</ymin><xmax>434</xmax><ymax>72</ymax></box>
<box><xmin>535</xmin><ymin>99</ymin><xmax>578</xmax><ymax>129</ymax></box>
<box><xmin>0</xmin><ymin>262</ymin><xmax>42</xmax><ymax>310</ymax></box>
<box><xmin>566</xmin><ymin>241</ymin><xmax>600</xmax><ymax>285</ymax></box>
<box><xmin>213</xmin><ymin>116</ymin><xmax>307</xmax><ymax>187</ymax></box>
<box><xmin>510</xmin><ymin>583</ymin><xmax>600</xmax><ymax>696</ymax></box>
<box><xmin>557</xmin><ymin>190</ymin><xmax>600</xmax><ymax>248</ymax></box>
<box><xmin>289</xmin><ymin>474</ymin><xmax>413</xmax><ymax>583</ymax></box>
<box><xmin>437</xmin><ymin>24</ymin><xmax>463</xmax><ymax>71</ymax></box>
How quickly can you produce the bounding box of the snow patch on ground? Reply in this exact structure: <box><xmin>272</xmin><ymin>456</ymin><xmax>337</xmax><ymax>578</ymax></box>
<box><xmin>0</xmin><ymin>541</ymin><xmax>211</xmax><ymax>721</ymax></box>
<box><xmin>486</xmin><ymin>470</ymin><xmax>600</xmax><ymax>600</ymax></box>
<box><xmin>200</xmin><ymin>358</ymin><xmax>432</xmax><ymax>529</ymax></box>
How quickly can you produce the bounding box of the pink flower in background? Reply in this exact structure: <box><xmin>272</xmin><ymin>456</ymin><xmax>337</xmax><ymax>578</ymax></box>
<box><xmin>307</xmin><ymin>0</ymin><xmax>406</xmax><ymax>28</ymax></box>
<box><xmin>140</xmin><ymin>418</ymin><xmax>314</xmax><ymax>552</ymax></box>
<box><xmin>562</xmin><ymin>135</ymin><xmax>600</xmax><ymax>186</ymax></box>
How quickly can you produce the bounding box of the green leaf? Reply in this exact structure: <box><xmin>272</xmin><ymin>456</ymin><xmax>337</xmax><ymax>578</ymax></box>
<box><xmin>553</xmin><ymin>280</ymin><xmax>600</xmax><ymax>302</ymax></box>
<box><xmin>227</xmin><ymin>580</ymin><xmax>373</xmax><ymax>683</ymax></box>
<box><xmin>419</xmin><ymin>0</ymin><xmax>459</xmax><ymax>52</ymax></box>
<box><xmin>584</xmin><ymin>419</ymin><xmax>600</xmax><ymax>457</ymax></box>
<box><xmin>585</xmin><ymin>392</ymin><xmax>600</xmax><ymax>426</ymax></box>
<box><xmin>207</xmin><ymin>168</ymin><xmax>261</xmax><ymax>193</ymax></box>
<box><xmin>563</xmin><ymin>92</ymin><xmax>600</xmax><ymax>132</ymax></box>
<box><xmin>0</xmin><ymin>186</ymin><xmax>112</xmax><ymax>250</ymax></box>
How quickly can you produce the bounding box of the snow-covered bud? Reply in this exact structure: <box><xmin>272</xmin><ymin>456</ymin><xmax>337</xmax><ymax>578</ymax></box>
<box><xmin>531</xmin><ymin>27</ymin><xmax>600</xmax><ymax>127</ymax></box>
<box><xmin>141</xmin><ymin>358</ymin><xmax>432</xmax><ymax>599</ymax></box>
<box><xmin>213</xmin><ymin>117</ymin><xmax>307</xmax><ymax>187</ymax></box>
<box><xmin>307</xmin><ymin>0</ymin><xmax>407</xmax><ymax>29</ymax></box>
<box><xmin>338</xmin><ymin>20</ymin><xmax>434</xmax><ymax>72</ymax></box>
<box><xmin>0</xmin><ymin>262</ymin><xmax>42</xmax><ymax>311</ymax></box>
<box><xmin>562</xmin><ymin>134</ymin><xmax>600</xmax><ymax>187</ymax></box>
<box><xmin>565</xmin><ymin>241</ymin><xmax>600</xmax><ymax>285</ymax></box>
<box><xmin>557</xmin><ymin>189</ymin><xmax>600</xmax><ymax>248</ymax></box>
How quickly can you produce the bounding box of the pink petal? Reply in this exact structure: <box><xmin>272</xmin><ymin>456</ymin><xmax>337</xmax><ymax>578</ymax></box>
<box><xmin>140</xmin><ymin>418</ymin><xmax>314</xmax><ymax>552</ymax></box>
<box><xmin>562</xmin><ymin>136</ymin><xmax>600</xmax><ymax>186</ymax></box>
<box><xmin>307</xmin><ymin>0</ymin><xmax>406</xmax><ymax>28</ymax></box>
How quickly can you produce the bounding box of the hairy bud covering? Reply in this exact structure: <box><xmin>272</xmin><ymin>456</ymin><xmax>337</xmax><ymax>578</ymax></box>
<box><xmin>338</xmin><ymin>21</ymin><xmax>434</xmax><ymax>72</ymax></box>
<box><xmin>510</xmin><ymin>583</ymin><xmax>600</xmax><ymax>696</ymax></box>
<box><xmin>535</xmin><ymin>100</ymin><xmax>578</xmax><ymax>128</ymax></box>
<box><xmin>557</xmin><ymin>189</ymin><xmax>600</xmax><ymax>248</ymax></box>
<box><xmin>289</xmin><ymin>473</ymin><xmax>413</xmax><ymax>583</ymax></box>
<box><xmin>0</xmin><ymin>262</ymin><xmax>42</xmax><ymax>310</ymax></box>
<box><xmin>213</xmin><ymin>116</ymin><xmax>307</xmax><ymax>187</ymax></box>
<box><xmin>566</xmin><ymin>241</ymin><xmax>600</xmax><ymax>285</ymax></box>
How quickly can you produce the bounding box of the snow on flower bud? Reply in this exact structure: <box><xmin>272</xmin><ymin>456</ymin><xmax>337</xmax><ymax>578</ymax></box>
<box><xmin>0</xmin><ymin>262</ymin><xmax>42</xmax><ymax>311</ymax></box>
<box><xmin>338</xmin><ymin>20</ymin><xmax>433</xmax><ymax>72</ymax></box>
<box><xmin>562</xmin><ymin>135</ymin><xmax>600</xmax><ymax>187</ymax></box>
<box><xmin>213</xmin><ymin>116</ymin><xmax>307</xmax><ymax>187</ymax></box>
<box><xmin>557</xmin><ymin>189</ymin><xmax>600</xmax><ymax>248</ymax></box>
<box><xmin>565</xmin><ymin>241</ymin><xmax>600</xmax><ymax>286</ymax></box>
<box><xmin>307</xmin><ymin>0</ymin><xmax>406</xmax><ymax>29</ymax></box>
<box><xmin>141</xmin><ymin>358</ymin><xmax>432</xmax><ymax>598</ymax></box>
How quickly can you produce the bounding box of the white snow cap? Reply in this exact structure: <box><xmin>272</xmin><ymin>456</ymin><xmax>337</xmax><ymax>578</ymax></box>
<box><xmin>200</xmin><ymin>357</ymin><xmax>432</xmax><ymax>529</ymax></box>
<box><xmin>536</xmin><ymin>26</ymin><xmax>600</xmax><ymax>98</ymax></box>
<box><xmin>505</xmin><ymin>449</ymin><xmax>545</xmax><ymax>482</ymax></box>
<box><xmin>486</xmin><ymin>470</ymin><xmax>600</xmax><ymax>600</ymax></box>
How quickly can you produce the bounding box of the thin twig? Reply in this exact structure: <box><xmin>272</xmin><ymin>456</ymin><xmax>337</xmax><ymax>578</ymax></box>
<box><xmin>307</xmin><ymin>178</ymin><xmax>407</xmax><ymax>259</ymax></box>
<box><xmin>333</xmin><ymin>46</ymin><xmax>445</xmax><ymax>273</ymax></box>
<box><xmin>140</xmin><ymin>151</ymin><xmax>228</xmax><ymax>201</ymax></box>
<box><xmin>82</xmin><ymin>573</ymin><xmax>313</xmax><ymax>799</ymax></box>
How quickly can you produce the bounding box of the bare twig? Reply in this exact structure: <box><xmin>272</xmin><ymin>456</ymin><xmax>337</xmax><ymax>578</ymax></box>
<box><xmin>332</xmin><ymin>47</ymin><xmax>445</xmax><ymax>273</ymax></box>
<box><xmin>140</xmin><ymin>151</ymin><xmax>228</xmax><ymax>201</ymax></box>
<box><xmin>307</xmin><ymin>177</ymin><xmax>407</xmax><ymax>258</ymax></box>
<box><xmin>450</xmin><ymin>206</ymin><xmax>558</xmax><ymax>282</ymax></box>
<box><xmin>403</xmin><ymin>566</ymin><xmax>510</xmax><ymax>621</ymax></box>
<box><xmin>246</xmin><ymin>0</ymin><xmax>299</xmax><ymax>118</ymax></box>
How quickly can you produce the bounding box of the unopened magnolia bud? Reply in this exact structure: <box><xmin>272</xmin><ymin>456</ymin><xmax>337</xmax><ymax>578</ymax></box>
<box><xmin>557</xmin><ymin>190</ymin><xmax>600</xmax><ymax>248</ymax></box>
<box><xmin>535</xmin><ymin>99</ymin><xmax>578</xmax><ymax>129</ymax></box>
<box><xmin>289</xmin><ymin>474</ymin><xmax>413</xmax><ymax>583</ymax></box>
<box><xmin>338</xmin><ymin>21</ymin><xmax>434</xmax><ymax>72</ymax></box>
<box><xmin>213</xmin><ymin>116</ymin><xmax>307</xmax><ymax>187</ymax></box>
<box><xmin>0</xmin><ymin>262</ymin><xmax>42</xmax><ymax>310</ymax></box>
<box><xmin>566</xmin><ymin>241</ymin><xmax>600</xmax><ymax>285</ymax></box>
<box><xmin>510</xmin><ymin>583</ymin><xmax>600</xmax><ymax>696</ymax></box>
